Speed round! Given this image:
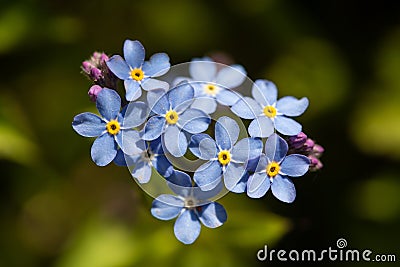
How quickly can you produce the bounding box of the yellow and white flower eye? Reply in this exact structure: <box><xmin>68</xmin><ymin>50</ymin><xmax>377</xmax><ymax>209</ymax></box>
<box><xmin>165</xmin><ymin>110</ymin><xmax>179</xmax><ymax>125</ymax></box>
<box><xmin>130</xmin><ymin>68</ymin><xmax>144</xmax><ymax>81</ymax></box>
<box><xmin>263</xmin><ymin>105</ymin><xmax>277</xmax><ymax>118</ymax></box>
<box><xmin>203</xmin><ymin>83</ymin><xmax>221</xmax><ymax>97</ymax></box>
<box><xmin>218</xmin><ymin>150</ymin><xmax>231</xmax><ymax>165</ymax></box>
<box><xmin>266</xmin><ymin>161</ymin><xmax>280</xmax><ymax>177</ymax></box>
<box><xmin>106</xmin><ymin>120</ymin><xmax>121</xmax><ymax>135</ymax></box>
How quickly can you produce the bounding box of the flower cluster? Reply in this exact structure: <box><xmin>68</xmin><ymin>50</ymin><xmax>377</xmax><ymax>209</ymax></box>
<box><xmin>72</xmin><ymin>39</ymin><xmax>324</xmax><ymax>244</ymax></box>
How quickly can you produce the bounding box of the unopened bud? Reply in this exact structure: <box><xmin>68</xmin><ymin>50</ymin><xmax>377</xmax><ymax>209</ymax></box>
<box><xmin>88</xmin><ymin>85</ymin><xmax>103</xmax><ymax>102</ymax></box>
<box><xmin>309</xmin><ymin>156</ymin><xmax>323</xmax><ymax>171</ymax></box>
<box><xmin>288</xmin><ymin>132</ymin><xmax>308</xmax><ymax>149</ymax></box>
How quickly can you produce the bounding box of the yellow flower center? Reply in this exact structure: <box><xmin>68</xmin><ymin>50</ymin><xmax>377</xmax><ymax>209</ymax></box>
<box><xmin>203</xmin><ymin>83</ymin><xmax>220</xmax><ymax>96</ymax></box>
<box><xmin>218</xmin><ymin>150</ymin><xmax>231</xmax><ymax>165</ymax></box>
<box><xmin>263</xmin><ymin>105</ymin><xmax>277</xmax><ymax>118</ymax></box>
<box><xmin>266</xmin><ymin>161</ymin><xmax>280</xmax><ymax>177</ymax></box>
<box><xmin>106</xmin><ymin>120</ymin><xmax>121</xmax><ymax>135</ymax></box>
<box><xmin>165</xmin><ymin>110</ymin><xmax>179</xmax><ymax>125</ymax></box>
<box><xmin>130</xmin><ymin>68</ymin><xmax>144</xmax><ymax>81</ymax></box>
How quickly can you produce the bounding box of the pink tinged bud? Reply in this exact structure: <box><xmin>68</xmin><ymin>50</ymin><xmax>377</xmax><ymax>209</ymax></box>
<box><xmin>288</xmin><ymin>132</ymin><xmax>308</xmax><ymax>149</ymax></box>
<box><xmin>312</xmin><ymin>144</ymin><xmax>325</xmax><ymax>156</ymax></box>
<box><xmin>100</xmin><ymin>53</ymin><xmax>109</xmax><ymax>62</ymax></box>
<box><xmin>82</xmin><ymin>61</ymin><xmax>92</xmax><ymax>74</ymax></box>
<box><xmin>88</xmin><ymin>85</ymin><xmax>103</xmax><ymax>102</ymax></box>
<box><xmin>303</xmin><ymin>139</ymin><xmax>315</xmax><ymax>152</ymax></box>
<box><xmin>309</xmin><ymin>156</ymin><xmax>323</xmax><ymax>171</ymax></box>
<box><xmin>90</xmin><ymin>68</ymin><xmax>102</xmax><ymax>81</ymax></box>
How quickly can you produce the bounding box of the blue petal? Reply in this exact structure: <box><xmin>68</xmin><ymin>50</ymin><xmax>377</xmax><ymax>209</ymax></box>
<box><xmin>215</xmin><ymin>64</ymin><xmax>246</xmax><ymax>89</ymax></box>
<box><xmin>113</xmin><ymin>149</ymin><xmax>128</xmax><ymax>167</ymax></box>
<box><xmin>151</xmin><ymin>194</ymin><xmax>184</xmax><ymax>220</ymax></box>
<box><xmin>193</xmin><ymin>160</ymin><xmax>222</xmax><ymax>191</ymax></box>
<box><xmin>248</xmin><ymin>116</ymin><xmax>274</xmax><ymax>138</ymax></box>
<box><xmin>252</xmin><ymin>79</ymin><xmax>278</xmax><ymax>106</ymax></box>
<box><xmin>91</xmin><ymin>134</ymin><xmax>117</xmax><ymax>166</ymax></box>
<box><xmin>189</xmin><ymin>134</ymin><xmax>215</xmax><ymax>159</ymax></box>
<box><xmin>192</xmin><ymin>180</ymin><xmax>224</xmax><ymax>201</ymax></box>
<box><xmin>280</xmin><ymin>154</ymin><xmax>310</xmax><ymax>177</ymax></box>
<box><xmin>276</xmin><ymin>96</ymin><xmax>309</xmax><ymax>117</ymax></box>
<box><xmin>141</xmin><ymin>78</ymin><xmax>169</xmax><ymax>91</ymax></box>
<box><xmin>231</xmin><ymin>97</ymin><xmax>262</xmax><ymax>119</ymax></box>
<box><xmin>168</xmin><ymin>83</ymin><xmax>194</xmax><ymax>111</ymax></box>
<box><xmin>149</xmin><ymin>136</ymin><xmax>164</xmax><ymax>154</ymax></box>
<box><xmin>230</xmin><ymin>172</ymin><xmax>249</xmax><ymax>193</ymax></box>
<box><xmin>189</xmin><ymin>57</ymin><xmax>216</xmax><ymax>81</ymax></box>
<box><xmin>142</xmin><ymin>116</ymin><xmax>166</xmax><ymax>140</ymax></box>
<box><xmin>265</xmin><ymin>133</ymin><xmax>288</xmax><ymax>163</ymax></box>
<box><xmin>223</xmin><ymin>162</ymin><xmax>246</xmax><ymax>191</ymax></box>
<box><xmin>119</xmin><ymin>129</ymin><xmax>146</xmax><ymax>155</ymax></box>
<box><xmin>253</xmin><ymin>154</ymin><xmax>268</xmax><ymax>173</ymax></box>
<box><xmin>274</xmin><ymin>116</ymin><xmax>302</xmax><ymax>136</ymax></box>
<box><xmin>123</xmin><ymin>39</ymin><xmax>145</xmax><ymax>68</ymax></box>
<box><xmin>271</xmin><ymin>176</ymin><xmax>296</xmax><ymax>203</ymax></box>
<box><xmin>122</xmin><ymin>101</ymin><xmax>148</xmax><ymax>128</ymax></box>
<box><xmin>166</xmin><ymin>170</ymin><xmax>192</xmax><ymax>197</ymax></box>
<box><xmin>142</xmin><ymin>53</ymin><xmax>170</xmax><ymax>77</ymax></box>
<box><xmin>163</xmin><ymin>125</ymin><xmax>188</xmax><ymax>157</ymax></box>
<box><xmin>215</xmin><ymin>116</ymin><xmax>239</xmax><ymax>150</ymax></box>
<box><xmin>106</xmin><ymin>55</ymin><xmax>130</xmax><ymax>80</ymax></box>
<box><xmin>174</xmin><ymin>209</ymin><xmax>201</xmax><ymax>244</ymax></box>
<box><xmin>72</xmin><ymin>112</ymin><xmax>105</xmax><ymax>137</ymax></box>
<box><xmin>180</xmin><ymin>108</ymin><xmax>210</xmax><ymax>134</ymax></box>
<box><xmin>215</xmin><ymin>88</ymin><xmax>241</xmax><ymax>106</ymax></box>
<box><xmin>198</xmin><ymin>202</ymin><xmax>227</xmax><ymax>228</ymax></box>
<box><xmin>190</xmin><ymin>97</ymin><xmax>217</xmax><ymax>114</ymax></box>
<box><xmin>152</xmin><ymin>155</ymin><xmax>173</xmax><ymax>177</ymax></box>
<box><xmin>148</xmin><ymin>90</ymin><xmax>170</xmax><ymax>115</ymax></box>
<box><xmin>124</xmin><ymin>80</ymin><xmax>142</xmax><ymax>101</ymax></box>
<box><xmin>96</xmin><ymin>88</ymin><xmax>121</xmax><ymax>121</ymax></box>
<box><xmin>247</xmin><ymin>172</ymin><xmax>271</xmax><ymax>198</ymax></box>
<box><xmin>197</xmin><ymin>136</ymin><xmax>217</xmax><ymax>160</ymax></box>
<box><xmin>131</xmin><ymin>160</ymin><xmax>152</xmax><ymax>183</ymax></box>
<box><xmin>231</xmin><ymin>137</ymin><xmax>263</xmax><ymax>163</ymax></box>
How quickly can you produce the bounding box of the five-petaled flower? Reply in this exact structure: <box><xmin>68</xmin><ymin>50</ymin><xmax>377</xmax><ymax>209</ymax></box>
<box><xmin>190</xmin><ymin>116</ymin><xmax>263</xmax><ymax>191</ymax></box>
<box><xmin>142</xmin><ymin>83</ymin><xmax>211</xmax><ymax>157</ymax></box>
<box><xmin>72</xmin><ymin>88</ymin><xmax>148</xmax><ymax>166</ymax></box>
<box><xmin>231</xmin><ymin>79</ymin><xmax>309</xmax><ymax>137</ymax></box>
<box><xmin>246</xmin><ymin>133</ymin><xmax>310</xmax><ymax>203</ymax></box>
<box><xmin>106</xmin><ymin>39</ymin><xmax>171</xmax><ymax>101</ymax></box>
<box><xmin>151</xmin><ymin>170</ymin><xmax>227</xmax><ymax>244</ymax></box>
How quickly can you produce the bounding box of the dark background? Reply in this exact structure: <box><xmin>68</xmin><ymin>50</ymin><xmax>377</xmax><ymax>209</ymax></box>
<box><xmin>1</xmin><ymin>0</ymin><xmax>399</xmax><ymax>266</ymax></box>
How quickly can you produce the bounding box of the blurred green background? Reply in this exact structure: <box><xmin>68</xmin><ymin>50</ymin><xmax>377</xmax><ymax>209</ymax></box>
<box><xmin>1</xmin><ymin>0</ymin><xmax>400</xmax><ymax>266</ymax></box>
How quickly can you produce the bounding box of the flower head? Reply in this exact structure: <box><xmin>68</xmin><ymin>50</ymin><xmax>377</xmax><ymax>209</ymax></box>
<box><xmin>246</xmin><ymin>133</ymin><xmax>310</xmax><ymax>203</ymax></box>
<box><xmin>190</xmin><ymin>116</ymin><xmax>263</xmax><ymax>191</ymax></box>
<box><xmin>72</xmin><ymin>88</ymin><xmax>148</xmax><ymax>166</ymax></box>
<box><xmin>82</xmin><ymin>52</ymin><xmax>117</xmax><ymax>89</ymax></box>
<box><xmin>106</xmin><ymin>40</ymin><xmax>171</xmax><ymax>101</ymax></box>
<box><xmin>231</xmin><ymin>79</ymin><xmax>309</xmax><ymax>137</ymax></box>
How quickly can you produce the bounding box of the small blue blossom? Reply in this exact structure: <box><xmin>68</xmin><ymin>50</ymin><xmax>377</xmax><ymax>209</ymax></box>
<box><xmin>72</xmin><ymin>88</ymin><xmax>148</xmax><ymax>166</ymax></box>
<box><xmin>142</xmin><ymin>83</ymin><xmax>211</xmax><ymax>157</ymax></box>
<box><xmin>190</xmin><ymin>116</ymin><xmax>263</xmax><ymax>191</ymax></box>
<box><xmin>231</xmin><ymin>79</ymin><xmax>309</xmax><ymax>137</ymax></box>
<box><xmin>151</xmin><ymin>171</ymin><xmax>227</xmax><ymax>244</ymax></box>
<box><xmin>106</xmin><ymin>39</ymin><xmax>170</xmax><ymax>101</ymax></box>
<box><xmin>114</xmin><ymin>137</ymin><xmax>174</xmax><ymax>183</ymax></box>
<box><xmin>246</xmin><ymin>133</ymin><xmax>310</xmax><ymax>203</ymax></box>
<box><xmin>174</xmin><ymin>57</ymin><xmax>246</xmax><ymax>114</ymax></box>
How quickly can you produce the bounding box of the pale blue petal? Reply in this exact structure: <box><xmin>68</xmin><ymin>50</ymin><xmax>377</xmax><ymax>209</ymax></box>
<box><xmin>123</xmin><ymin>39</ymin><xmax>145</xmax><ymax>68</ymax></box>
<box><xmin>190</xmin><ymin>97</ymin><xmax>217</xmax><ymax>114</ymax></box>
<box><xmin>91</xmin><ymin>134</ymin><xmax>117</xmax><ymax>166</ymax></box>
<box><xmin>124</xmin><ymin>80</ymin><xmax>142</xmax><ymax>101</ymax></box>
<box><xmin>230</xmin><ymin>172</ymin><xmax>249</xmax><ymax>193</ymax></box>
<box><xmin>231</xmin><ymin>137</ymin><xmax>263</xmax><ymax>163</ymax></box>
<box><xmin>197</xmin><ymin>137</ymin><xmax>217</xmax><ymax>160</ymax></box>
<box><xmin>198</xmin><ymin>202</ymin><xmax>227</xmax><ymax>228</ymax></box>
<box><xmin>193</xmin><ymin>161</ymin><xmax>222</xmax><ymax>191</ymax></box>
<box><xmin>106</xmin><ymin>55</ymin><xmax>130</xmax><ymax>80</ymax></box>
<box><xmin>148</xmin><ymin>90</ymin><xmax>170</xmax><ymax>115</ymax></box>
<box><xmin>276</xmin><ymin>96</ymin><xmax>309</xmax><ymax>117</ymax></box>
<box><xmin>163</xmin><ymin>125</ymin><xmax>188</xmax><ymax>157</ymax></box>
<box><xmin>96</xmin><ymin>88</ymin><xmax>121</xmax><ymax>120</ymax></box>
<box><xmin>142</xmin><ymin>53</ymin><xmax>170</xmax><ymax>77</ymax></box>
<box><xmin>274</xmin><ymin>116</ymin><xmax>302</xmax><ymax>136</ymax></box>
<box><xmin>189</xmin><ymin>57</ymin><xmax>216</xmax><ymax>81</ymax></box>
<box><xmin>224</xmin><ymin>162</ymin><xmax>246</xmax><ymax>191</ymax></box>
<box><xmin>252</xmin><ymin>79</ymin><xmax>278</xmax><ymax>105</ymax></box>
<box><xmin>271</xmin><ymin>176</ymin><xmax>296</xmax><ymax>203</ymax></box>
<box><xmin>253</xmin><ymin>154</ymin><xmax>268</xmax><ymax>173</ymax></box>
<box><xmin>113</xmin><ymin>149</ymin><xmax>128</xmax><ymax>167</ymax></box>
<box><xmin>153</xmin><ymin>155</ymin><xmax>173</xmax><ymax>177</ymax></box>
<box><xmin>215</xmin><ymin>88</ymin><xmax>241</xmax><ymax>106</ymax></box>
<box><xmin>72</xmin><ymin>112</ymin><xmax>105</xmax><ymax>137</ymax></box>
<box><xmin>131</xmin><ymin>160</ymin><xmax>152</xmax><ymax>183</ymax></box>
<box><xmin>215</xmin><ymin>116</ymin><xmax>239</xmax><ymax>150</ymax></box>
<box><xmin>122</xmin><ymin>101</ymin><xmax>148</xmax><ymax>128</ymax></box>
<box><xmin>215</xmin><ymin>64</ymin><xmax>246</xmax><ymax>89</ymax></box>
<box><xmin>168</xmin><ymin>83</ymin><xmax>194</xmax><ymax>111</ymax></box>
<box><xmin>231</xmin><ymin>97</ymin><xmax>262</xmax><ymax>119</ymax></box>
<box><xmin>151</xmin><ymin>195</ymin><xmax>184</xmax><ymax>220</ymax></box>
<box><xmin>141</xmin><ymin>78</ymin><xmax>169</xmax><ymax>91</ymax></box>
<box><xmin>248</xmin><ymin>116</ymin><xmax>274</xmax><ymax>138</ymax></box>
<box><xmin>247</xmin><ymin>172</ymin><xmax>271</xmax><ymax>198</ymax></box>
<box><xmin>192</xmin><ymin>180</ymin><xmax>224</xmax><ymax>201</ymax></box>
<box><xmin>166</xmin><ymin>170</ymin><xmax>192</xmax><ymax>197</ymax></box>
<box><xmin>119</xmin><ymin>129</ymin><xmax>146</xmax><ymax>155</ymax></box>
<box><xmin>174</xmin><ymin>210</ymin><xmax>201</xmax><ymax>244</ymax></box>
<box><xmin>142</xmin><ymin>116</ymin><xmax>165</xmax><ymax>140</ymax></box>
<box><xmin>265</xmin><ymin>133</ymin><xmax>288</xmax><ymax>162</ymax></box>
<box><xmin>180</xmin><ymin>108</ymin><xmax>210</xmax><ymax>134</ymax></box>
<box><xmin>189</xmin><ymin>134</ymin><xmax>216</xmax><ymax>159</ymax></box>
<box><xmin>280</xmin><ymin>154</ymin><xmax>310</xmax><ymax>177</ymax></box>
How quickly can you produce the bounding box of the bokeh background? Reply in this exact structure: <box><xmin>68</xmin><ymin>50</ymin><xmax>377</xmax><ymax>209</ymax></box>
<box><xmin>1</xmin><ymin>0</ymin><xmax>400</xmax><ymax>266</ymax></box>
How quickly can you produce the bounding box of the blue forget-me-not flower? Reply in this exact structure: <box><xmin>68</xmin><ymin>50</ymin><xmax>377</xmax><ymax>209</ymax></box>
<box><xmin>231</xmin><ymin>79</ymin><xmax>308</xmax><ymax>137</ymax></box>
<box><xmin>246</xmin><ymin>133</ymin><xmax>310</xmax><ymax>203</ymax></box>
